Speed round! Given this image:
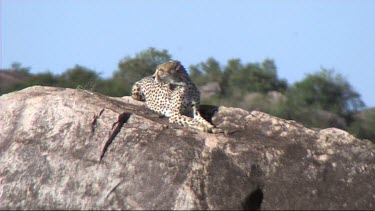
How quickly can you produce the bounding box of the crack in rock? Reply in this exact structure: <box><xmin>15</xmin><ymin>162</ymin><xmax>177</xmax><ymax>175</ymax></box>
<box><xmin>99</xmin><ymin>112</ymin><xmax>132</xmax><ymax>163</ymax></box>
<box><xmin>91</xmin><ymin>108</ymin><xmax>105</xmax><ymax>136</ymax></box>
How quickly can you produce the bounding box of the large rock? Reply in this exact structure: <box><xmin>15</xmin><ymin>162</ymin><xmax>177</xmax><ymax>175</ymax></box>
<box><xmin>0</xmin><ymin>86</ymin><xmax>374</xmax><ymax>210</ymax></box>
<box><xmin>199</xmin><ymin>82</ymin><xmax>221</xmax><ymax>99</ymax></box>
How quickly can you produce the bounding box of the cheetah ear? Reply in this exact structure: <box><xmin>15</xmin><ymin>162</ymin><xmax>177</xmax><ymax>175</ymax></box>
<box><xmin>153</xmin><ymin>68</ymin><xmax>160</xmax><ymax>77</ymax></box>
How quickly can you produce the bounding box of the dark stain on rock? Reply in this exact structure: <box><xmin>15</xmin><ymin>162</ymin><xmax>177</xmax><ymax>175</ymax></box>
<box><xmin>91</xmin><ymin>108</ymin><xmax>105</xmax><ymax>136</ymax></box>
<box><xmin>241</xmin><ymin>187</ymin><xmax>264</xmax><ymax>210</ymax></box>
<box><xmin>99</xmin><ymin>112</ymin><xmax>132</xmax><ymax>163</ymax></box>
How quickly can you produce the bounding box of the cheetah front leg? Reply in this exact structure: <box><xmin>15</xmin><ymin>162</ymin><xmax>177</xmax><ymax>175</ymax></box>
<box><xmin>169</xmin><ymin>113</ymin><xmax>212</xmax><ymax>133</ymax></box>
<box><xmin>131</xmin><ymin>81</ymin><xmax>146</xmax><ymax>101</ymax></box>
<box><xmin>192</xmin><ymin>99</ymin><xmax>228</xmax><ymax>133</ymax></box>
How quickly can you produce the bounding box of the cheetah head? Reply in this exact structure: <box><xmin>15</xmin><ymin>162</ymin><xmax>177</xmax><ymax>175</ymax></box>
<box><xmin>153</xmin><ymin>60</ymin><xmax>189</xmax><ymax>86</ymax></box>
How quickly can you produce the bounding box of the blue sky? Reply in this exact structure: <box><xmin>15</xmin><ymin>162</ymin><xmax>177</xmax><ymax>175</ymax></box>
<box><xmin>2</xmin><ymin>0</ymin><xmax>375</xmax><ymax>107</ymax></box>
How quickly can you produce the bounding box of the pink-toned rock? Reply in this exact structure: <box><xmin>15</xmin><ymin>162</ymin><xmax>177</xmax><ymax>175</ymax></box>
<box><xmin>0</xmin><ymin>86</ymin><xmax>374</xmax><ymax>210</ymax></box>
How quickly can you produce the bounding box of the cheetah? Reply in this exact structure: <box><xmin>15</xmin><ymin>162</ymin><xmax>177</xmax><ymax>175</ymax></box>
<box><xmin>131</xmin><ymin>60</ymin><xmax>219</xmax><ymax>133</ymax></box>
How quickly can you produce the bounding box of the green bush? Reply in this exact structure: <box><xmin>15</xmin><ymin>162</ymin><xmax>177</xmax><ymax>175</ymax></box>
<box><xmin>2</xmin><ymin>48</ymin><xmax>373</xmax><ymax>142</ymax></box>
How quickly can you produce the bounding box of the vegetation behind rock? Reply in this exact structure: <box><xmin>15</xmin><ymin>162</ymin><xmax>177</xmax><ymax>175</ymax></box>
<box><xmin>1</xmin><ymin>47</ymin><xmax>373</xmax><ymax>143</ymax></box>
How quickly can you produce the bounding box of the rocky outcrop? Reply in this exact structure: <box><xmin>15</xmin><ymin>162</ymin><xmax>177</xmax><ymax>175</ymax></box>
<box><xmin>0</xmin><ymin>86</ymin><xmax>374</xmax><ymax>210</ymax></box>
<box><xmin>0</xmin><ymin>70</ymin><xmax>29</xmax><ymax>89</ymax></box>
<box><xmin>199</xmin><ymin>82</ymin><xmax>221</xmax><ymax>99</ymax></box>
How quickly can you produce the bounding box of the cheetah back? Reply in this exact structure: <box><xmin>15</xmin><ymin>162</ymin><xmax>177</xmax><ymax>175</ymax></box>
<box><xmin>132</xmin><ymin>76</ymin><xmax>199</xmax><ymax>117</ymax></box>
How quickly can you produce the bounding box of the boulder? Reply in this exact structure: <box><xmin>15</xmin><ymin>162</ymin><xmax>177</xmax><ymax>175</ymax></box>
<box><xmin>237</xmin><ymin>91</ymin><xmax>287</xmax><ymax>112</ymax></box>
<box><xmin>0</xmin><ymin>70</ymin><xmax>30</xmax><ymax>89</ymax></box>
<box><xmin>199</xmin><ymin>82</ymin><xmax>221</xmax><ymax>99</ymax></box>
<box><xmin>0</xmin><ymin>86</ymin><xmax>374</xmax><ymax>210</ymax></box>
<box><xmin>266</xmin><ymin>91</ymin><xmax>287</xmax><ymax>105</ymax></box>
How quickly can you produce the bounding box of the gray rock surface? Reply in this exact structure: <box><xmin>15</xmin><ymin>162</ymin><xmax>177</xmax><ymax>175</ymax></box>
<box><xmin>199</xmin><ymin>82</ymin><xmax>221</xmax><ymax>99</ymax></box>
<box><xmin>0</xmin><ymin>86</ymin><xmax>374</xmax><ymax>210</ymax></box>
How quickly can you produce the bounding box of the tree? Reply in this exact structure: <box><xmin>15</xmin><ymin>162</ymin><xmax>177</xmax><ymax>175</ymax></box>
<box><xmin>349</xmin><ymin>109</ymin><xmax>375</xmax><ymax>143</ymax></box>
<box><xmin>10</xmin><ymin>62</ymin><xmax>31</xmax><ymax>74</ymax></box>
<box><xmin>282</xmin><ymin>69</ymin><xmax>365</xmax><ymax>129</ymax></box>
<box><xmin>57</xmin><ymin>65</ymin><xmax>100</xmax><ymax>89</ymax></box>
<box><xmin>29</xmin><ymin>72</ymin><xmax>59</xmax><ymax>86</ymax></box>
<box><xmin>190</xmin><ymin>58</ymin><xmax>287</xmax><ymax>97</ymax></box>
<box><xmin>224</xmin><ymin>59</ymin><xmax>287</xmax><ymax>95</ymax></box>
<box><xmin>114</xmin><ymin>48</ymin><xmax>172</xmax><ymax>85</ymax></box>
<box><xmin>288</xmin><ymin>69</ymin><xmax>364</xmax><ymax>116</ymax></box>
<box><xmin>111</xmin><ymin>48</ymin><xmax>172</xmax><ymax>96</ymax></box>
<box><xmin>189</xmin><ymin>58</ymin><xmax>223</xmax><ymax>86</ymax></box>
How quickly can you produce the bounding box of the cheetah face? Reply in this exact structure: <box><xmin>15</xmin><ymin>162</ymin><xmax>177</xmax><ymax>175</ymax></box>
<box><xmin>153</xmin><ymin>60</ymin><xmax>188</xmax><ymax>85</ymax></box>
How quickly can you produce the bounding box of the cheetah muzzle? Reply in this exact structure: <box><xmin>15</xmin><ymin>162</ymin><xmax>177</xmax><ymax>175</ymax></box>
<box><xmin>131</xmin><ymin>60</ymin><xmax>221</xmax><ymax>133</ymax></box>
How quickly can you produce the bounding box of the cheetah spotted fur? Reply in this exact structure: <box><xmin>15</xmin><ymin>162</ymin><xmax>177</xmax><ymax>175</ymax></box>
<box><xmin>131</xmin><ymin>60</ymin><xmax>219</xmax><ymax>133</ymax></box>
